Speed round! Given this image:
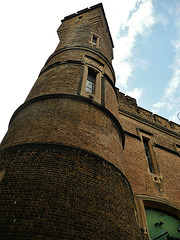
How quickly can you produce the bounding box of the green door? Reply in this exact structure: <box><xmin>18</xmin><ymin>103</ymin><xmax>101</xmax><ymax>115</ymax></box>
<box><xmin>145</xmin><ymin>208</ymin><xmax>180</xmax><ymax>239</ymax></box>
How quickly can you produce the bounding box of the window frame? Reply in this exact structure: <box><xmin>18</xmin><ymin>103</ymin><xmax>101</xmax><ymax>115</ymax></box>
<box><xmin>90</xmin><ymin>32</ymin><xmax>100</xmax><ymax>48</ymax></box>
<box><xmin>134</xmin><ymin>195</ymin><xmax>180</xmax><ymax>240</ymax></box>
<box><xmin>142</xmin><ymin>136</ymin><xmax>155</xmax><ymax>174</ymax></box>
<box><xmin>85</xmin><ymin>68</ymin><xmax>97</xmax><ymax>94</ymax></box>
<box><xmin>80</xmin><ymin>64</ymin><xmax>102</xmax><ymax>103</ymax></box>
<box><xmin>138</xmin><ymin>129</ymin><xmax>160</xmax><ymax>178</ymax></box>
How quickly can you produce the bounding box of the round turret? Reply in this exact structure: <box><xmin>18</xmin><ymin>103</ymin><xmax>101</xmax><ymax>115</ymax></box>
<box><xmin>0</xmin><ymin>4</ymin><xmax>143</xmax><ymax>239</ymax></box>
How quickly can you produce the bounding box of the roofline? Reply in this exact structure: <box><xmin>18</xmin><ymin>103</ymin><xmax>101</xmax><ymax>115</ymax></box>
<box><xmin>61</xmin><ymin>3</ymin><xmax>114</xmax><ymax>48</ymax></box>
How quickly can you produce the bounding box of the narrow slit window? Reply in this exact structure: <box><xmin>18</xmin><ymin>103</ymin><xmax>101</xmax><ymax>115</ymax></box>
<box><xmin>85</xmin><ymin>68</ymin><xmax>97</xmax><ymax>94</ymax></box>
<box><xmin>92</xmin><ymin>35</ymin><xmax>98</xmax><ymax>44</ymax></box>
<box><xmin>143</xmin><ymin>137</ymin><xmax>155</xmax><ymax>173</ymax></box>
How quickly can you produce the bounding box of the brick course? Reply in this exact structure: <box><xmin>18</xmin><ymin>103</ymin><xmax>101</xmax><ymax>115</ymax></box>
<box><xmin>0</xmin><ymin>144</ymin><xmax>143</xmax><ymax>240</ymax></box>
<box><xmin>117</xmin><ymin>92</ymin><xmax>180</xmax><ymax>220</ymax></box>
<box><xmin>1</xmin><ymin>98</ymin><xmax>125</xmax><ymax>173</ymax></box>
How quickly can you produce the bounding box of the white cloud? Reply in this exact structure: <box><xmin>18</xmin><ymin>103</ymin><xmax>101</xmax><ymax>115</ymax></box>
<box><xmin>128</xmin><ymin>0</ymin><xmax>154</xmax><ymax>36</ymax></box>
<box><xmin>169</xmin><ymin>0</ymin><xmax>180</xmax><ymax>28</ymax></box>
<box><xmin>153</xmin><ymin>101</ymin><xmax>173</xmax><ymax>111</ymax></box>
<box><xmin>152</xmin><ymin>4</ymin><xmax>180</xmax><ymax>122</ymax></box>
<box><xmin>125</xmin><ymin>87</ymin><xmax>143</xmax><ymax>100</ymax></box>
<box><xmin>112</xmin><ymin>0</ymin><xmax>155</xmax><ymax>89</ymax></box>
<box><xmin>170</xmin><ymin>112</ymin><xmax>180</xmax><ymax>123</ymax></box>
<box><xmin>156</xmin><ymin>14</ymin><xmax>168</xmax><ymax>28</ymax></box>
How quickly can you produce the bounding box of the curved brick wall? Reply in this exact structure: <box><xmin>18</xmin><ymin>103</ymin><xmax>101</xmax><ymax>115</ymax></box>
<box><xmin>1</xmin><ymin>97</ymin><xmax>125</xmax><ymax>172</ymax></box>
<box><xmin>26</xmin><ymin>64</ymin><xmax>84</xmax><ymax>100</ymax></box>
<box><xmin>0</xmin><ymin>144</ymin><xmax>143</xmax><ymax>240</ymax></box>
<box><xmin>25</xmin><ymin>47</ymin><xmax>118</xmax><ymax>118</ymax></box>
<box><xmin>0</xmin><ymin>5</ymin><xmax>144</xmax><ymax>239</ymax></box>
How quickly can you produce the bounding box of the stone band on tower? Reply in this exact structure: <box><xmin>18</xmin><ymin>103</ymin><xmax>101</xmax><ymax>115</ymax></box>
<box><xmin>0</xmin><ymin>4</ymin><xmax>143</xmax><ymax>239</ymax></box>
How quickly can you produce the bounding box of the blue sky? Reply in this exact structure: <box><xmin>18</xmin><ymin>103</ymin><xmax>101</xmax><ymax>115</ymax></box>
<box><xmin>0</xmin><ymin>0</ymin><xmax>180</xmax><ymax>142</ymax></box>
<box><xmin>117</xmin><ymin>0</ymin><xmax>180</xmax><ymax>122</ymax></box>
<box><xmin>111</xmin><ymin>0</ymin><xmax>180</xmax><ymax>123</ymax></box>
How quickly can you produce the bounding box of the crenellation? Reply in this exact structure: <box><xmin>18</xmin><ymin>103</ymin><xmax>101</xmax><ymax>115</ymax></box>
<box><xmin>117</xmin><ymin>89</ymin><xmax>180</xmax><ymax>134</ymax></box>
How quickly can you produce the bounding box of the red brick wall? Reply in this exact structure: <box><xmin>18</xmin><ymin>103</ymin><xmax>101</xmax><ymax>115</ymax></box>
<box><xmin>117</xmin><ymin>91</ymin><xmax>180</xmax><ymax>209</ymax></box>
<box><xmin>1</xmin><ymin>98</ymin><xmax>125</xmax><ymax>173</ymax></box>
<box><xmin>0</xmin><ymin>144</ymin><xmax>143</xmax><ymax>240</ymax></box>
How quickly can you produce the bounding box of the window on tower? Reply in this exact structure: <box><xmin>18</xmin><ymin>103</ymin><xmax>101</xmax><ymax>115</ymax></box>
<box><xmin>79</xmin><ymin>56</ymin><xmax>104</xmax><ymax>104</ymax></box>
<box><xmin>91</xmin><ymin>33</ymin><xmax>100</xmax><ymax>47</ymax></box>
<box><xmin>92</xmin><ymin>35</ymin><xmax>98</xmax><ymax>44</ymax></box>
<box><xmin>85</xmin><ymin>68</ymin><xmax>97</xmax><ymax>94</ymax></box>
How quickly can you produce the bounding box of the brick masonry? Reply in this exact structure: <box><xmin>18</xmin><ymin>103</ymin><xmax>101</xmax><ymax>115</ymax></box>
<box><xmin>0</xmin><ymin>144</ymin><xmax>143</xmax><ymax>240</ymax></box>
<box><xmin>0</xmin><ymin>97</ymin><xmax>125</xmax><ymax>173</ymax></box>
<box><xmin>116</xmin><ymin>91</ymin><xmax>180</xmax><ymax>209</ymax></box>
<box><xmin>0</xmin><ymin>3</ymin><xmax>179</xmax><ymax>239</ymax></box>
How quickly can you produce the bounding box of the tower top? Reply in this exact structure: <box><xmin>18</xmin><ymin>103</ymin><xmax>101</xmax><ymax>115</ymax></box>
<box><xmin>61</xmin><ymin>3</ymin><xmax>114</xmax><ymax>48</ymax></box>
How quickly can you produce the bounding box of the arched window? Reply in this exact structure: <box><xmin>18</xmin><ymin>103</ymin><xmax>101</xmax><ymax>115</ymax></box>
<box><xmin>134</xmin><ymin>195</ymin><xmax>180</xmax><ymax>240</ymax></box>
<box><xmin>145</xmin><ymin>208</ymin><xmax>180</xmax><ymax>240</ymax></box>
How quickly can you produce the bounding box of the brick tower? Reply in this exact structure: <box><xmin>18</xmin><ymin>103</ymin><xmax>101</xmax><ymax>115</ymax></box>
<box><xmin>0</xmin><ymin>4</ymin><xmax>143</xmax><ymax>239</ymax></box>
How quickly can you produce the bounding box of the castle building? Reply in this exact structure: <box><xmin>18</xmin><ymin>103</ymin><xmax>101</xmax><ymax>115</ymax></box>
<box><xmin>0</xmin><ymin>3</ymin><xmax>179</xmax><ymax>240</ymax></box>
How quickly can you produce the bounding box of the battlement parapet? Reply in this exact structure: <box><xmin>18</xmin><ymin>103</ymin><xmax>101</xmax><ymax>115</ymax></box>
<box><xmin>116</xmin><ymin>89</ymin><xmax>180</xmax><ymax>134</ymax></box>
